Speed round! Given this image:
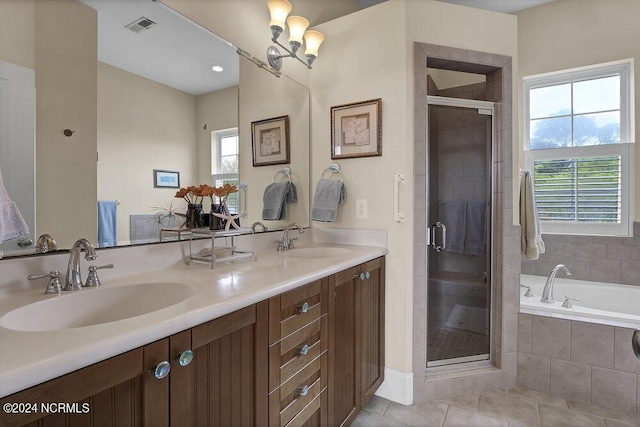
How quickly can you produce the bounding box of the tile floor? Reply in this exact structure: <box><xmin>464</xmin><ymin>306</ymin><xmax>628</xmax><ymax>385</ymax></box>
<box><xmin>427</xmin><ymin>327</ymin><xmax>489</xmax><ymax>362</ymax></box>
<box><xmin>354</xmin><ymin>387</ymin><xmax>640</xmax><ymax>426</ymax></box>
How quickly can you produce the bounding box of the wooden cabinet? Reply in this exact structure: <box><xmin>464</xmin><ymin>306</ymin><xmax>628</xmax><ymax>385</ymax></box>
<box><xmin>328</xmin><ymin>257</ymin><xmax>385</xmax><ymax>427</ymax></box>
<box><xmin>0</xmin><ymin>256</ymin><xmax>385</xmax><ymax>427</ymax></box>
<box><xmin>0</xmin><ymin>303</ymin><xmax>268</xmax><ymax>427</ymax></box>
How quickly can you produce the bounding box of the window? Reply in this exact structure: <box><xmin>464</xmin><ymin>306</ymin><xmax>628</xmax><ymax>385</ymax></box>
<box><xmin>523</xmin><ymin>60</ymin><xmax>634</xmax><ymax>236</ymax></box>
<box><xmin>211</xmin><ymin>128</ymin><xmax>240</xmax><ymax>214</ymax></box>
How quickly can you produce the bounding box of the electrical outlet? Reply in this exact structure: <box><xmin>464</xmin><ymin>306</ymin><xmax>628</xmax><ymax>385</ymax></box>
<box><xmin>356</xmin><ymin>199</ymin><xmax>368</xmax><ymax>219</ymax></box>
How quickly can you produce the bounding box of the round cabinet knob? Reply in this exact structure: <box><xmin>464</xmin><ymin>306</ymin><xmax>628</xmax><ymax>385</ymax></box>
<box><xmin>154</xmin><ymin>361</ymin><xmax>171</xmax><ymax>379</ymax></box>
<box><xmin>178</xmin><ymin>350</ymin><xmax>193</xmax><ymax>367</ymax></box>
<box><xmin>300</xmin><ymin>302</ymin><xmax>309</xmax><ymax>314</ymax></box>
<box><xmin>365</xmin><ymin>272</ymin><xmax>370</xmax><ymax>279</ymax></box>
<box><xmin>300</xmin><ymin>385</ymin><xmax>309</xmax><ymax>397</ymax></box>
<box><xmin>299</xmin><ymin>344</ymin><xmax>310</xmax><ymax>356</ymax></box>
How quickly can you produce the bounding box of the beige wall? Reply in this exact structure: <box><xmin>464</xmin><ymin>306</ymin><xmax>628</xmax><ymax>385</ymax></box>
<box><xmin>311</xmin><ymin>0</ymin><xmax>517</xmax><ymax>374</ymax></box>
<box><xmin>97</xmin><ymin>62</ymin><xmax>198</xmax><ymax>244</ymax></box>
<box><xmin>196</xmin><ymin>86</ymin><xmax>238</xmax><ymax>185</ymax></box>
<box><xmin>35</xmin><ymin>0</ymin><xmax>98</xmax><ymax>248</ymax></box>
<box><xmin>0</xmin><ymin>0</ymin><xmax>34</xmax><ymax>70</ymax></box>
<box><xmin>517</xmin><ymin>0</ymin><xmax>640</xmax><ymax>221</ymax></box>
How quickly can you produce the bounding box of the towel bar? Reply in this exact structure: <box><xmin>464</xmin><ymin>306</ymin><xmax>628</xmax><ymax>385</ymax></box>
<box><xmin>321</xmin><ymin>163</ymin><xmax>343</xmax><ymax>181</ymax></box>
<box><xmin>394</xmin><ymin>174</ymin><xmax>405</xmax><ymax>223</ymax></box>
<box><xmin>272</xmin><ymin>167</ymin><xmax>292</xmax><ymax>183</ymax></box>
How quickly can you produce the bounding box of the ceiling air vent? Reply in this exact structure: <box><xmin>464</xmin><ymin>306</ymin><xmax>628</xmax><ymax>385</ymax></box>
<box><xmin>125</xmin><ymin>17</ymin><xmax>157</xmax><ymax>34</ymax></box>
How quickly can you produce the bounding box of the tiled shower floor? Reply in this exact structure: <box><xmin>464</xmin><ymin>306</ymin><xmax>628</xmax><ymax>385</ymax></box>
<box><xmin>353</xmin><ymin>387</ymin><xmax>640</xmax><ymax>426</ymax></box>
<box><xmin>427</xmin><ymin>327</ymin><xmax>489</xmax><ymax>362</ymax></box>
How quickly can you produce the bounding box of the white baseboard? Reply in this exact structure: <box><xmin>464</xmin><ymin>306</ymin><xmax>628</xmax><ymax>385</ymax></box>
<box><xmin>374</xmin><ymin>368</ymin><xmax>413</xmax><ymax>405</ymax></box>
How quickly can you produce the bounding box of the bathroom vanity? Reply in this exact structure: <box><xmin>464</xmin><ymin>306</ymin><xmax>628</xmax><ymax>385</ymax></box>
<box><xmin>0</xmin><ymin>243</ymin><xmax>385</xmax><ymax>427</ymax></box>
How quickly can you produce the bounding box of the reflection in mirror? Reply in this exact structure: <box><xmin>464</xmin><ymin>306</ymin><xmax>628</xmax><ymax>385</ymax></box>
<box><xmin>0</xmin><ymin>0</ymin><xmax>310</xmax><ymax>259</ymax></box>
<box><xmin>239</xmin><ymin>56</ymin><xmax>310</xmax><ymax>230</ymax></box>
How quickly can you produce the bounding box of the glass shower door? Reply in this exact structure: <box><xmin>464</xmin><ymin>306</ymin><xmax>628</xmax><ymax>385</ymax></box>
<box><xmin>426</xmin><ymin>100</ymin><xmax>492</xmax><ymax>367</ymax></box>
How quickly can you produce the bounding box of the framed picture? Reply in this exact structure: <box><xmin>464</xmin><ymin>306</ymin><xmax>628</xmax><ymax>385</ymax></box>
<box><xmin>251</xmin><ymin>115</ymin><xmax>290</xmax><ymax>166</ymax></box>
<box><xmin>331</xmin><ymin>98</ymin><xmax>382</xmax><ymax>159</ymax></box>
<box><xmin>153</xmin><ymin>169</ymin><xmax>180</xmax><ymax>188</ymax></box>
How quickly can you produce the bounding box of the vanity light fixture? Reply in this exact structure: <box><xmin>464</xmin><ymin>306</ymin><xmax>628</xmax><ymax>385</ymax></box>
<box><xmin>266</xmin><ymin>0</ymin><xmax>325</xmax><ymax>71</ymax></box>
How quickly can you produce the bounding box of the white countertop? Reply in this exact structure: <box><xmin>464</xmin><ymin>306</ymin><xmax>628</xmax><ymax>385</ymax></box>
<box><xmin>0</xmin><ymin>242</ymin><xmax>387</xmax><ymax>398</ymax></box>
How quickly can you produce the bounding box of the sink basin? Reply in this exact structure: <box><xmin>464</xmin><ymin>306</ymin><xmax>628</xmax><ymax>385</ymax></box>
<box><xmin>284</xmin><ymin>247</ymin><xmax>353</xmax><ymax>259</ymax></box>
<box><xmin>0</xmin><ymin>282</ymin><xmax>196</xmax><ymax>332</ymax></box>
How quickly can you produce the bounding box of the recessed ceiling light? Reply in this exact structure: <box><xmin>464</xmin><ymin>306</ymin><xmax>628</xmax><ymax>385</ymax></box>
<box><xmin>212</xmin><ymin>66</ymin><xmax>224</xmax><ymax>72</ymax></box>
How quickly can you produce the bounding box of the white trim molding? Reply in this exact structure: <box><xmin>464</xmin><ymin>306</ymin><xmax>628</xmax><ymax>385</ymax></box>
<box><xmin>375</xmin><ymin>368</ymin><xmax>414</xmax><ymax>405</ymax></box>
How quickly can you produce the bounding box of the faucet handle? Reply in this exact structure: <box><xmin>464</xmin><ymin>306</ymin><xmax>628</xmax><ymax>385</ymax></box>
<box><xmin>29</xmin><ymin>270</ymin><xmax>63</xmax><ymax>295</ymax></box>
<box><xmin>520</xmin><ymin>284</ymin><xmax>534</xmax><ymax>298</ymax></box>
<box><xmin>562</xmin><ymin>295</ymin><xmax>580</xmax><ymax>309</ymax></box>
<box><xmin>288</xmin><ymin>238</ymin><xmax>298</xmax><ymax>249</ymax></box>
<box><xmin>84</xmin><ymin>264</ymin><xmax>114</xmax><ymax>288</ymax></box>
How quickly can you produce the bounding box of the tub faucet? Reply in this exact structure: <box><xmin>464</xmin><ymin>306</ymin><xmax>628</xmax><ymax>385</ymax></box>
<box><xmin>276</xmin><ymin>223</ymin><xmax>303</xmax><ymax>251</ymax></box>
<box><xmin>541</xmin><ymin>264</ymin><xmax>571</xmax><ymax>303</ymax></box>
<box><xmin>65</xmin><ymin>238</ymin><xmax>97</xmax><ymax>291</ymax></box>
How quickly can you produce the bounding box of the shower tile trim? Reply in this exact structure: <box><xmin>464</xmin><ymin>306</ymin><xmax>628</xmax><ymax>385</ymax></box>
<box><xmin>413</xmin><ymin>42</ymin><xmax>518</xmax><ymax>403</ymax></box>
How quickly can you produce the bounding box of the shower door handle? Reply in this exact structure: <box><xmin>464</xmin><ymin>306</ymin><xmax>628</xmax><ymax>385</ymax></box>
<box><xmin>428</xmin><ymin>221</ymin><xmax>446</xmax><ymax>252</ymax></box>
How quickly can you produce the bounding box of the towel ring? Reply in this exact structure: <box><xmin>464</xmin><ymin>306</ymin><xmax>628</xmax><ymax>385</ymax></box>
<box><xmin>272</xmin><ymin>167</ymin><xmax>292</xmax><ymax>183</ymax></box>
<box><xmin>321</xmin><ymin>163</ymin><xmax>343</xmax><ymax>182</ymax></box>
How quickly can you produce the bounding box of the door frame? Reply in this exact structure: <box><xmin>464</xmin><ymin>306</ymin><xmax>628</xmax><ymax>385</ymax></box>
<box><xmin>424</xmin><ymin>95</ymin><xmax>496</xmax><ymax>369</ymax></box>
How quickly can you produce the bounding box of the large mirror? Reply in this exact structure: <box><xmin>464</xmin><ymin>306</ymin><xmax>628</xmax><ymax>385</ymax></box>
<box><xmin>0</xmin><ymin>0</ymin><xmax>310</xmax><ymax>258</ymax></box>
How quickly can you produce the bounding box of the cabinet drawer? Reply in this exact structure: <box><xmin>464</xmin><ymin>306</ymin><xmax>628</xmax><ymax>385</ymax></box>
<box><xmin>285</xmin><ymin>389</ymin><xmax>327</xmax><ymax>427</ymax></box>
<box><xmin>270</xmin><ymin>316</ymin><xmax>327</xmax><ymax>391</ymax></box>
<box><xmin>269</xmin><ymin>352</ymin><xmax>327</xmax><ymax>427</ymax></box>
<box><xmin>269</xmin><ymin>279</ymin><xmax>328</xmax><ymax>344</ymax></box>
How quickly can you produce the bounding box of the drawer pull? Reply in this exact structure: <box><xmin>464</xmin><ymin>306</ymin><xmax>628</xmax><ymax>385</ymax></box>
<box><xmin>178</xmin><ymin>349</ymin><xmax>193</xmax><ymax>367</ymax></box>
<box><xmin>355</xmin><ymin>272</ymin><xmax>370</xmax><ymax>281</ymax></box>
<box><xmin>300</xmin><ymin>385</ymin><xmax>310</xmax><ymax>397</ymax></box>
<box><xmin>300</xmin><ymin>302</ymin><xmax>309</xmax><ymax>314</ymax></box>
<box><xmin>154</xmin><ymin>361</ymin><xmax>171</xmax><ymax>379</ymax></box>
<box><xmin>299</xmin><ymin>344</ymin><xmax>310</xmax><ymax>356</ymax></box>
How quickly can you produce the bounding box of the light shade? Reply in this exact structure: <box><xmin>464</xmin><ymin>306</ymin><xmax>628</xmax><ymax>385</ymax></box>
<box><xmin>304</xmin><ymin>30</ymin><xmax>325</xmax><ymax>58</ymax></box>
<box><xmin>286</xmin><ymin>16</ymin><xmax>309</xmax><ymax>46</ymax></box>
<box><xmin>267</xmin><ymin>0</ymin><xmax>292</xmax><ymax>30</ymax></box>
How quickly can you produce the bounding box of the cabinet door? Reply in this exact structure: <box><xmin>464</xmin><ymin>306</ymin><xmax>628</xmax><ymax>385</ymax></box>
<box><xmin>328</xmin><ymin>266</ymin><xmax>360</xmax><ymax>427</ymax></box>
<box><xmin>0</xmin><ymin>348</ymin><xmax>146</xmax><ymax>427</ymax></box>
<box><xmin>359</xmin><ymin>257</ymin><xmax>385</xmax><ymax>407</ymax></box>
<box><xmin>190</xmin><ymin>302</ymin><xmax>269</xmax><ymax>426</ymax></box>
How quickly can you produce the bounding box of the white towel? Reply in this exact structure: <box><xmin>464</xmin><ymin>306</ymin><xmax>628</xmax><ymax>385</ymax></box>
<box><xmin>519</xmin><ymin>170</ymin><xmax>545</xmax><ymax>260</ymax></box>
<box><xmin>0</xmin><ymin>167</ymin><xmax>29</xmax><ymax>243</ymax></box>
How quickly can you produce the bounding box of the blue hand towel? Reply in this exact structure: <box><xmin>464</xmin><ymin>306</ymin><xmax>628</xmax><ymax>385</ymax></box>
<box><xmin>97</xmin><ymin>200</ymin><xmax>117</xmax><ymax>248</ymax></box>
<box><xmin>262</xmin><ymin>182</ymin><xmax>297</xmax><ymax>220</ymax></box>
<box><xmin>310</xmin><ymin>179</ymin><xmax>346</xmax><ymax>222</ymax></box>
<box><xmin>439</xmin><ymin>200</ymin><xmax>466</xmax><ymax>253</ymax></box>
<box><xmin>464</xmin><ymin>201</ymin><xmax>487</xmax><ymax>256</ymax></box>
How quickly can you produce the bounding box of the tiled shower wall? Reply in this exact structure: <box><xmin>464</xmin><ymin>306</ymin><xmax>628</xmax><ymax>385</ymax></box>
<box><xmin>518</xmin><ymin>313</ymin><xmax>640</xmax><ymax>414</ymax></box>
<box><xmin>521</xmin><ymin>223</ymin><xmax>640</xmax><ymax>285</ymax></box>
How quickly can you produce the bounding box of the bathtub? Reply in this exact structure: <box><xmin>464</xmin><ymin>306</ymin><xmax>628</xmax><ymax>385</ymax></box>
<box><xmin>520</xmin><ymin>274</ymin><xmax>640</xmax><ymax>329</ymax></box>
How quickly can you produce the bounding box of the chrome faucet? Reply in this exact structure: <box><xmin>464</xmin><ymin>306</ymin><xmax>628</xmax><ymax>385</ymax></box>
<box><xmin>65</xmin><ymin>238</ymin><xmax>97</xmax><ymax>291</ymax></box>
<box><xmin>251</xmin><ymin>222</ymin><xmax>268</xmax><ymax>233</ymax></box>
<box><xmin>276</xmin><ymin>223</ymin><xmax>304</xmax><ymax>251</ymax></box>
<box><xmin>541</xmin><ymin>264</ymin><xmax>571</xmax><ymax>303</ymax></box>
<box><xmin>35</xmin><ymin>233</ymin><xmax>58</xmax><ymax>253</ymax></box>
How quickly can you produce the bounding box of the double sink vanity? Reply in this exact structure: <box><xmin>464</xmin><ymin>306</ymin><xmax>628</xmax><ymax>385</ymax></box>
<box><xmin>0</xmin><ymin>230</ymin><xmax>387</xmax><ymax>426</ymax></box>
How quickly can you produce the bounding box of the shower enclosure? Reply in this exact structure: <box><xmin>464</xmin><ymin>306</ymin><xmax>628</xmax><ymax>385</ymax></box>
<box><xmin>426</xmin><ymin>96</ymin><xmax>494</xmax><ymax>368</ymax></box>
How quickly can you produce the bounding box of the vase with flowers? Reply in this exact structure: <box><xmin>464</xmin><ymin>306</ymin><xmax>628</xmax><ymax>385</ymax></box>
<box><xmin>175</xmin><ymin>186</ymin><xmax>205</xmax><ymax>228</ymax></box>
